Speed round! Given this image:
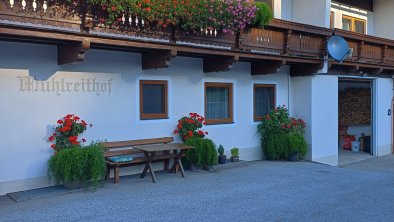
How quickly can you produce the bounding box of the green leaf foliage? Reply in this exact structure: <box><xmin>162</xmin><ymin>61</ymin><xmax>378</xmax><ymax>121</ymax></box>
<box><xmin>47</xmin><ymin>142</ymin><xmax>106</xmax><ymax>188</ymax></box>
<box><xmin>258</xmin><ymin>106</ymin><xmax>307</xmax><ymax>160</ymax></box>
<box><xmin>230</xmin><ymin>147</ymin><xmax>239</xmax><ymax>157</ymax></box>
<box><xmin>185</xmin><ymin>137</ymin><xmax>218</xmax><ymax>167</ymax></box>
<box><xmin>287</xmin><ymin>133</ymin><xmax>307</xmax><ymax>159</ymax></box>
<box><xmin>217</xmin><ymin>145</ymin><xmax>224</xmax><ymax>156</ymax></box>
<box><xmin>263</xmin><ymin>132</ymin><xmax>288</xmax><ymax>160</ymax></box>
<box><xmin>253</xmin><ymin>2</ymin><xmax>273</xmax><ymax>28</ymax></box>
<box><xmin>263</xmin><ymin>132</ymin><xmax>307</xmax><ymax>160</ymax></box>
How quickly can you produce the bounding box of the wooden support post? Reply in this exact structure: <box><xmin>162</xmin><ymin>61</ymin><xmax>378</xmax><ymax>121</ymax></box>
<box><xmin>57</xmin><ymin>40</ymin><xmax>90</xmax><ymax>65</ymax></box>
<box><xmin>357</xmin><ymin>41</ymin><xmax>364</xmax><ymax>61</ymax></box>
<box><xmin>203</xmin><ymin>55</ymin><xmax>239</xmax><ymax>73</ymax></box>
<box><xmin>141</xmin><ymin>49</ymin><xmax>177</xmax><ymax>70</ymax></box>
<box><xmin>81</xmin><ymin>3</ymin><xmax>93</xmax><ymax>31</ymax></box>
<box><xmin>284</xmin><ymin>30</ymin><xmax>292</xmax><ymax>55</ymax></box>
<box><xmin>382</xmin><ymin>45</ymin><xmax>388</xmax><ymax>64</ymax></box>
<box><xmin>251</xmin><ymin>60</ymin><xmax>284</xmax><ymax>75</ymax></box>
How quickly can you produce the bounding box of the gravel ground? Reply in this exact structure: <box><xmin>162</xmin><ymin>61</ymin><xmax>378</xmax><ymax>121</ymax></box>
<box><xmin>1</xmin><ymin>156</ymin><xmax>394</xmax><ymax>222</ymax></box>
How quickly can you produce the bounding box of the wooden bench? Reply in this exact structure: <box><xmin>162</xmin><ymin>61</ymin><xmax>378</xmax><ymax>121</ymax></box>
<box><xmin>103</xmin><ymin>137</ymin><xmax>174</xmax><ymax>183</ymax></box>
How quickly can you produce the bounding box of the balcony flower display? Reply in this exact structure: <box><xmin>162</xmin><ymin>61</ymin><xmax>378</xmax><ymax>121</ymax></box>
<box><xmin>87</xmin><ymin>0</ymin><xmax>259</xmax><ymax>33</ymax></box>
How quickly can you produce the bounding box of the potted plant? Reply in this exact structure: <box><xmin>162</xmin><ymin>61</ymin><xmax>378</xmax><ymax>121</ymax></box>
<box><xmin>185</xmin><ymin>137</ymin><xmax>218</xmax><ymax>171</ymax></box>
<box><xmin>257</xmin><ymin>105</ymin><xmax>307</xmax><ymax>161</ymax></box>
<box><xmin>47</xmin><ymin>114</ymin><xmax>105</xmax><ymax>189</ymax></box>
<box><xmin>230</xmin><ymin>147</ymin><xmax>239</xmax><ymax>162</ymax></box>
<box><xmin>217</xmin><ymin>145</ymin><xmax>227</xmax><ymax>164</ymax></box>
<box><xmin>47</xmin><ymin>142</ymin><xmax>106</xmax><ymax>189</ymax></box>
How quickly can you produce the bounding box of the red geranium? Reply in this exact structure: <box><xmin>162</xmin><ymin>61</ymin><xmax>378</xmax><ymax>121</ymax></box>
<box><xmin>173</xmin><ymin>112</ymin><xmax>208</xmax><ymax>142</ymax></box>
<box><xmin>48</xmin><ymin>114</ymin><xmax>91</xmax><ymax>151</ymax></box>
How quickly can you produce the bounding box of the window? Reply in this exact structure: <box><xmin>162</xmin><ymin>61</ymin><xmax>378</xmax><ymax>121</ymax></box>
<box><xmin>254</xmin><ymin>84</ymin><xmax>275</xmax><ymax>122</ymax></box>
<box><xmin>140</xmin><ymin>80</ymin><xmax>168</xmax><ymax>119</ymax></box>
<box><xmin>330</xmin><ymin>11</ymin><xmax>335</xmax><ymax>29</ymax></box>
<box><xmin>342</xmin><ymin>15</ymin><xmax>366</xmax><ymax>34</ymax></box>
<box><xmin>204</xmin><ymin>82</ymin><xmax>233</xmax><ymax>124</ymax></box>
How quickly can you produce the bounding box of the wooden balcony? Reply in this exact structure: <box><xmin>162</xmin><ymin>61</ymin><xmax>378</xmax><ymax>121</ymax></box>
<box><xmin>0</xmin><ymin>0</ymin><xmax>393</xmax><ymax>76</ymax></box>
<box><xmin>330</xmin><ymin>29</ymin><xmax>394</xmax><ymax>75</ymax></box>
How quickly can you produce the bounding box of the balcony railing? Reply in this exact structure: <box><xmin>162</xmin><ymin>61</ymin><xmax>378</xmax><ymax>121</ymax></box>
<box><xmin>0</xmin><ymin>0</ymin><xmax>394</xmax><ymax>72</ymax></box>
<box><xmin>0</xmin><ymin>0</ymin><xmax>81</xmax><ymax>32</ymax></box>
<box><xmin>334</xmin><ymin>29</ymin><xmax>394</xmax><ymax>68</ymax></box>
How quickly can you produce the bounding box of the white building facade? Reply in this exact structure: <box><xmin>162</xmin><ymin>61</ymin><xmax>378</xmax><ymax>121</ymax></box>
<box><xmin>0</xmin><ymin>0</ymin><xmax>393</xmax><ymax>195</ymax></box>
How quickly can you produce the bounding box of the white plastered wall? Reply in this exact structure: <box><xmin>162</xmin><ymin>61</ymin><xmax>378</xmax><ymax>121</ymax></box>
<box><xmin>374</xmin><ymin>78</ymin><xmax>393</xmax><ymax>156</ymax></box>
<box><xmin>373</xmin><ymin>0</ymin><xmax>394</xmax><ymax>39</ymax></box>
<box><xmin>0</xmin><ymin>41</ymin><xmax>290</xmax><ymax>195</ymax></box>
<box><xmin>291</xmin><ymin>75</ymin><xmax>338</xmax><ymax>166</ymax></box>
<box><xmin>279</xmin><ymin>0</ymin><xmax>293</xmax><ymax>21</ymax></box>
<box><xmin>292</xmin><ymin>0</ymin><xmax>331</xmax><ymax>28</ymax></box>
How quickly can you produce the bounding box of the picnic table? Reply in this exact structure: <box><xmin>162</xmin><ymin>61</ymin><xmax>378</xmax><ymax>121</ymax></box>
<box><xmin>133</xmin><ymin>143</ymin><xmax>194</xmax><ymax>183</ymax></box>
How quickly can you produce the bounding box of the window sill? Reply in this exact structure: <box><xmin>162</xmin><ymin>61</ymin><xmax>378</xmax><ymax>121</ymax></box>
<box><xmin>205</xmin><ymin>122</ymin><xmax>235</xmax><ymax>126</ymax></box>
<box><xmin>140</xmin><ymin>116</ymin><xmax>169</xmax><ymax>120</ymax></box>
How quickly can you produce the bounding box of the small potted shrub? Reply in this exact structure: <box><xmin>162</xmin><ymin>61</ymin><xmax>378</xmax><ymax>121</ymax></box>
<box><xmin>217</xmin><ymin>145</ymin><xmax>227</xmax><ymax>164</ymax></box>
<box><xmin>230</xmin><ymin>147</ymin><xmax>239</xmax><ymax>162</ymax></box>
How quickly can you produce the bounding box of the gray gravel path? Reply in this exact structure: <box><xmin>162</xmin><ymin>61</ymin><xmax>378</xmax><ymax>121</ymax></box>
<box><xmin>1</xmin><ymin>156</ymin><xmax>394</xmax><ymax>222</ymax></box>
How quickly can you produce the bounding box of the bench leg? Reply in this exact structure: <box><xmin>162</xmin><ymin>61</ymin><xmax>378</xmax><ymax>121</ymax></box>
<box><xmin>114</xmin><ymin>166</ymin><xmax>120</xmax><ymax>183</ymax></box>
<box><xmin>163</xmin><ymin>151</ymin><xmax>169</xmax><ymax>171</ymax></box>
<box><xmin>105</xmin><ymin>165</ymin><xmax>111</xmax><ymax>180</ymax></box>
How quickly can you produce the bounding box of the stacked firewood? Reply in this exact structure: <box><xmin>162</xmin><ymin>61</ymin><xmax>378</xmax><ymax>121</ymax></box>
<box><xmin>339</xmin><ymin>88</ymin><xmax>371</xmax><ymax>125</ymax></box>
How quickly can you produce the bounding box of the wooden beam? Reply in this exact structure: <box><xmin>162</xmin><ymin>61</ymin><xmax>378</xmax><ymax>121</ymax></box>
<box><xmin>372</xmin><ymin>68</ymin><xmax>383</xmax><ymax>75</ymax></box>
<box><xmin>348</xmin><ymin>65</ymin><xmax>360</xmax><ymax>72</ymax></box>
<box><xmin>57</xmin><ymin>40</ymin><xmax>90</xmax><ymax>65</ymax></box>
<box><xmin>290</xmin><ymin>63</ymin><xmax>322</xmax><ymax>76</ymax></box>
<box><xmin>141</xmin><ymin>49</ymin><xmax>177</xmax><ymax>70</ymax></box>
<box><xmin>251</xmin><ymin>60</ymin><xmax>285</xmax><ymax>75</ymax></box>
<box><xmin>360</xmin><ymin>67</ymin><xmax>384</xmax><ymax>75</ymax></box>
<box><xmin>203</xmin><ymin>55</ymin><xmax>239</xmax><ymax>73</ymax></box>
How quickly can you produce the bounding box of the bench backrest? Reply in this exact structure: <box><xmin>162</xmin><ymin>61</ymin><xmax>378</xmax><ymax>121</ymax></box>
<box><xmin>103</xmin><ymin>137</ymin><xmax>174</xmax><ymax>158</ymax></box>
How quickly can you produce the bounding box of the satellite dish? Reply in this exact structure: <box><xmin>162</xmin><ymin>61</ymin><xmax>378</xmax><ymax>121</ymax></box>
<box><xmin>327</xmin><ymin>35</ymin><xmax>352</xmax><ymax>63</ymax></box>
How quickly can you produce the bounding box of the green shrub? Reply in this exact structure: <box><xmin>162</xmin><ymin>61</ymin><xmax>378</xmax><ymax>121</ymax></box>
<box><xmin>217</xmin><ymin>145</ymin><xmax>225</xmax><ymax>156</ymax></box>
<box><xmin>263</xmin><ymin>132</ymin><xmax>288</xmax><ymax>160</ymax></box>
<box><xmin>287</xmin><ymin>133</ymin><xmax>307</xmax><ymax>159</ymax></box>
<box><xmin>263</xmin><ymin>132</ymin><xmax>307</xmax><ymax>160</ymax></box>
<box><xmin>230</xmin><ymin>147</ymin><xmax>239</xmax><ymax>157</ymax></box>
<box><xmin>47</xmin><ymin>142</ymin><xmax>106</xmax><ymax>188</ymax></box>
<box><xmin>185</xmin><ymin>137</ymin><xmax>218</xmax><ymax>168</ymax></box>
<box><xmin>258</xmin><ymin>106</ymin><xmax>307</xmax><ymax>161</ymax></box>
<box><xmin>253</xmin><ymin>2</ymin><xmax>273</xmax><ymax>28</ymax></box>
